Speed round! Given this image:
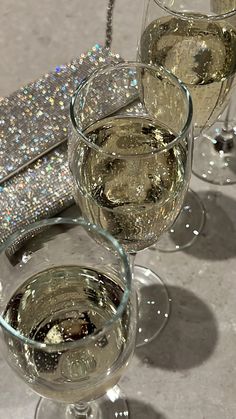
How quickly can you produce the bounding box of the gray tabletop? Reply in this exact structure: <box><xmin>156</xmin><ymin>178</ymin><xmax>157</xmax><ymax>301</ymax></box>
<box><xmin>0</xmin><ymin>1</ymin><xmax>236</xmax><ymax>418</ymax></box>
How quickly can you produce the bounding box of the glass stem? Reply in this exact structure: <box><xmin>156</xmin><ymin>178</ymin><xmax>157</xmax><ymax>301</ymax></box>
<box><xmin>128</xmin><ymin>252</ymin><xmax>136</xmax><ymax>277</ymax></box>
<box><xmin>68</xmin><ymin>402</ymin><xmax>92</xmax><ymax>418</ymax></box>
<box><xmin>221</xmin><ymin>101</ymin><xmax>233</xmax><ymax>139</ymax></box>
<box><xmin>214</xmin><ymin>100</ymin><xmax>235</xmax><ymax>152</ymax></box>
<box><xmin>129</xmin><ymin>252</ymin><xmax>141</xmax><ymax>305</ymax></box>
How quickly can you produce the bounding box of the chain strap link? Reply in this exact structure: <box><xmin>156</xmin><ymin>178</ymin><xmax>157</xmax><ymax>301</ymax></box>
<box><xmin>105</xmin><ymin>0</ymin><xmax>116</xmax><ymax>49</ymax></box>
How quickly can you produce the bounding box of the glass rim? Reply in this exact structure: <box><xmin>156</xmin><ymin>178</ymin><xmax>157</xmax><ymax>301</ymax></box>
<box><xmin>70</xmin><ymin>61</ymin><xmax>193</xmax><ymax>159</ymax></box>
<box><xmin>154</xmin><ymin>0</ymin><xmax>236</xmax><ymax>20</ymax></box>
<box><xmin>0</xmin><ymin>217</ymin><xmax>132</xmax><ymax>352</ymax></box>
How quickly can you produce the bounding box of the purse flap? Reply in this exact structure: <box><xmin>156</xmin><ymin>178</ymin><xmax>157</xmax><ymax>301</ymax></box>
<box><xmin>0</xmin><ymin>44</ymin><xmax>121</xmax><ymax>184</ymax></box>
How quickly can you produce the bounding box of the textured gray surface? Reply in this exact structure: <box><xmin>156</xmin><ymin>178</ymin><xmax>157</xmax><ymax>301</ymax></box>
<box><xmin>0</xmin><ymin>0</ymin><xmax>143</xmax><ymax>97</ymax></box>
<box><xmin>1</xmin><ymin>1</ymin><xmax>236</xmax><ymax>419</ymax></box>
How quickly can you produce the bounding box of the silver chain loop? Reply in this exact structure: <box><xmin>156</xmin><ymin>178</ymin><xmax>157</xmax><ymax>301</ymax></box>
<box><xmin>105</xmin><ymin>0</ymin><xmax>116</xmax><ymax>49</ymax></box>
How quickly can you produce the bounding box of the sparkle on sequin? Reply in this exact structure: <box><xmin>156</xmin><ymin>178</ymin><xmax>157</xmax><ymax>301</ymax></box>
<box><xmin>131</xmin><ymin>79</ymin><xmax>138</xmax><ymax>87</ymax></box>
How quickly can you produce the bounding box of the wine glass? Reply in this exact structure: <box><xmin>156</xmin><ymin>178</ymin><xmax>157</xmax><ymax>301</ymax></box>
<box><xmin>69</xmin><ymin>62</ymin><xmax>193</xmax><ymax>346</ymax></box>
<box><xmin>138</xmin><ymin>0</ymin><xmax>236</xmax><ymax>250</ymax></box>
<box><xmin>0</xmin><ymin>217</ymin><xmax>136</xmax><ymax>419</ymax></box>
<box><xmin>192</xmin><ymin>2</ymin><xmax>236</xmax><ymax>185</ymax></box>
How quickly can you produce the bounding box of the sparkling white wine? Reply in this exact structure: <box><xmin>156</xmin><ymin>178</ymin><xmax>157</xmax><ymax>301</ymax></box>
<box><xmin>140</xmin><ymin>15</ymin><xmax>236</xmax><ymax>134</ymax></box>
<box><xmin>72</xmin><ymin>116</ymin><xmax>188</xmax><ymax>252</ymax></box>
<box><xmin>3</xmin><ymin>265</ymin><xmax>134</xmax><ymax>403</ymax></box>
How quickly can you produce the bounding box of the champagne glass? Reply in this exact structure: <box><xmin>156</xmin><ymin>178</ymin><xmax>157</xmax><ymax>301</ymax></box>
<box><xmin>69</xmin><ymin>62</ymin><xmax>193</xmax><ymax>346</ymax></box>
<box><xmin>192</xmin><ymin>1</ymin><xmax>236</xmax><ymax>185</ymax></box>
<box><xmin>0</xmin><ymin>217</ymin><xmax>136</xmax><ymax>419</ymax></box>
<box><xmin>138</xmin><ymin>0</ymin><xmax>236</xmax><ymax>250</ymax></box>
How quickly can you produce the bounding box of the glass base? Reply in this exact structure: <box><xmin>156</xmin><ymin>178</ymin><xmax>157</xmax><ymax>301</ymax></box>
<box><xmin>192</xmin><ymin>121</ymin><xmax>236</xmax><ymax>185</ymax></box>
<box><xmin>155</xmin><ymin>189</ymin><xmax>205</xmax><ymax>252</ymax></box>
<box><xmin>35</xmin><ymin>386</ymin><xmax>128</xmax><ymax>419</ymax></box>
<box><xmin>134</xmin><ymin>265</ymin><xmax>170</xmax><ymax>348</ymax></box>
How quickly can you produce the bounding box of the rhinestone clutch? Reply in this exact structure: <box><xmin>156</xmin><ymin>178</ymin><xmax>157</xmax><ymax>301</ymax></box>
<box><xmin>0</xmin><ymin>45</ymin><xmax>121</xmax><ymax>243</ymax></box>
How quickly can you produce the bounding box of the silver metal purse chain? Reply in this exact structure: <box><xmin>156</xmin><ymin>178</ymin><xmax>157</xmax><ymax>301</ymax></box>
<box><xmin>105</xmin><ymin>0</ymin><xmax>116</xmax><ymax>49</ymax></box>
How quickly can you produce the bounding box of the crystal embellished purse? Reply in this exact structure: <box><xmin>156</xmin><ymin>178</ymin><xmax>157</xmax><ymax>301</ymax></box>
<box><xmin>0</xmin><ymin>45</ymin><xmax>121</xmax><ymax>243</ymax></box>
